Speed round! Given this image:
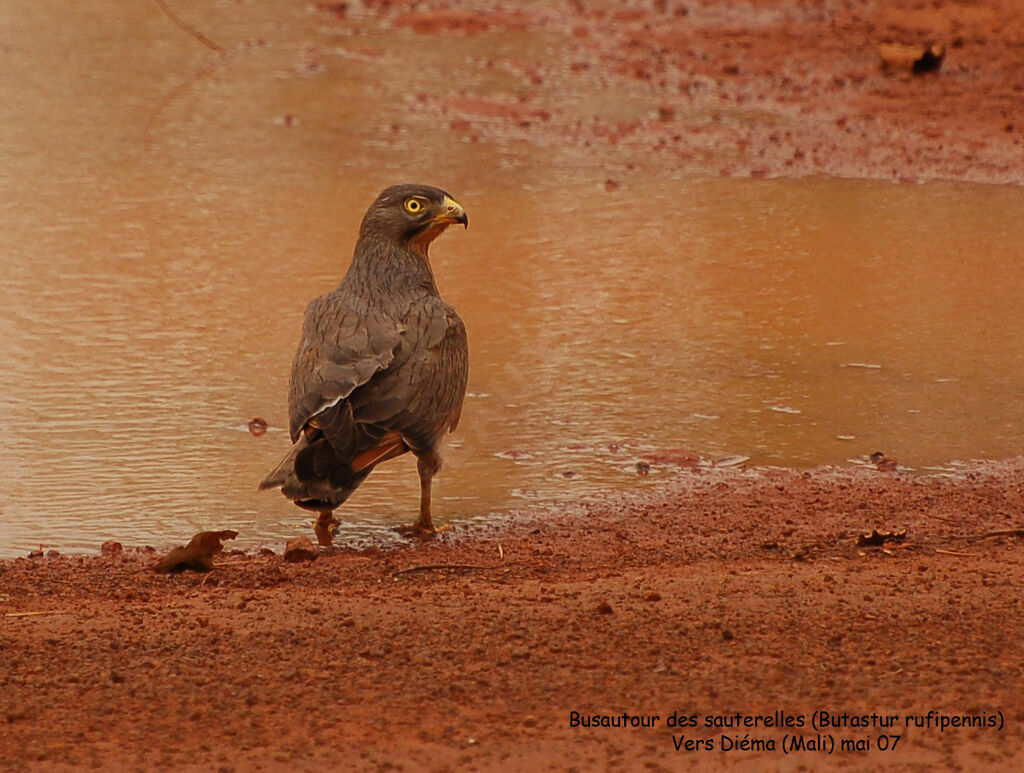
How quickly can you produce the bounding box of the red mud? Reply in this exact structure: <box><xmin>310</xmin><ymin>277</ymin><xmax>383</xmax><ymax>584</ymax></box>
<box><xmin>4</xmin><ymin>2</ymin><xmax>1024</xmax><ymax>771</ymax></box>
<box><xmin>378</xmin><ymin>0</ymin><xmax>1024</xmax><ymax>184</ymax></box>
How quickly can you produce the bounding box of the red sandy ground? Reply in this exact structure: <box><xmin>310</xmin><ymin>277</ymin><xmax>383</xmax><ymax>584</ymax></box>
<box><xmin>4</xmin><ymin>463</ymin><xmax>1024</xmax><ymax>772</ymax></box>
<box><xmin>4</xmin><ymin>1</ymin><xmax>1024</xmax><ymax>771</ymax></box>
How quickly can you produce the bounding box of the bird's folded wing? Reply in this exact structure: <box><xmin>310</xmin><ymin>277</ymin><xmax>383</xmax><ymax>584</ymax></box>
<box><xmin>346</xmin><ymin>300</ymin><xmax>469</xmax><ymax>451</ymax></box>
<box><xmin>287</xmin><ymin>297</ymin><xmax>403</xmax><ymax>441</ymax></box>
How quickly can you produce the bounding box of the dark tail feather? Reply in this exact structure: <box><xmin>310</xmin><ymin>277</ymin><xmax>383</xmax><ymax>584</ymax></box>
<box><xmin>258</xmin><ymin>435</ymin><xmax>308</xmax><ymax>491</ymax></box>
<box><xmin>260</xmin><ymin>431</ymin><xmax>411</xmax><ymax>514</ymax></box>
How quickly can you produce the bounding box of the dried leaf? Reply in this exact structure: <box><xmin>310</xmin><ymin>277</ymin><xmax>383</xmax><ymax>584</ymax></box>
<box><xmin>154</xmin><ymin>530</ymin><xmax>239</xmax><ymax>573</ymax></box>
<box><xmin>857</xmin><ymin>528</ymin><xmax>907</xmax><ymax>547</ymax></box>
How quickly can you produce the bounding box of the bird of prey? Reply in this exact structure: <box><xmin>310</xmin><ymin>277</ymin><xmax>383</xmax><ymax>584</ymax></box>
<box><xmin>260</xmin><ymin>184</ymin><xmax>469</xmax><ymax>535</ymax></box>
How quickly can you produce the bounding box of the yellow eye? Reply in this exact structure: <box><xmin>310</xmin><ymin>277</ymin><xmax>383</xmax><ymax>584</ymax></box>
<box><xmin>404</xmin><ymin>197</ymin><xmax>424</xmax><ymax>214</ymax></box>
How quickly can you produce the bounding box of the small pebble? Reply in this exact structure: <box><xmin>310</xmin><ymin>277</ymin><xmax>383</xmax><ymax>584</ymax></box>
<box><xmin>284</xmin><ymin>537</ymin><xmax>318</xmax><ymax>563</ymax></box>
<box><xmin>101</xmin><ymin>540</ymin><xmax>123</xmax><ymax>556</ymax></box>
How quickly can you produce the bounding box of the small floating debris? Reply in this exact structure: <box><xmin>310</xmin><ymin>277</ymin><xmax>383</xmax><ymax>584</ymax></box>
<box><xmin>769</xmin><ymin>405</ymin><xmax>801</xmax><ymax>415</ymax></box>
<box><xmin>836</xmin><ymin>434</ymin><xmax>856</xmax><ymax>441</ymax></box>
<box><xmin>869</xmin><ymin>451</ymin><xmax>899</xmax><ymax>472</ymax></box>
<box><xmin>841</xmin><ymin>362</ymin><xmax>882</xmax><ymax>370</ymax></box>
<box><xmin>248</xmin><ymin>417</ymin><xmax>269</xmax><ymax>437</ymax></box>
<box><xmin>714</xmin><ymin>455</ymin><xmax>751</xmax><ymax>468</ymax></box>
<box><xmin>691</xmin><ymin>413</ymin><xmax>720</xmax><ymax>421</ymax></box>
<box><xmin>495</xmin><ymin>449</ymin><xmax>535</xmax><ymax>461</ymax></box>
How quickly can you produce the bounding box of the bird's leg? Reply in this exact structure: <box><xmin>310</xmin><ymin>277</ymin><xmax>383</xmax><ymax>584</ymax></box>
<box><xmin>410</xmin><ymin>450</ymin><xmax>448</xmax><ymax>534</ymax></box>
<box><xmin>416</xmin><ymin>472</ymin><xmax>434</xmax><ymax>533</ymax></box>
<box><xmin>413</xmin><ymin>453</ymin><xmax>437</xmax><ymax>532</ymax></box>
<box><xmin>314</xmin><ymin>510</ymin><xmax>339</xmax><ymax>547</ymax></box>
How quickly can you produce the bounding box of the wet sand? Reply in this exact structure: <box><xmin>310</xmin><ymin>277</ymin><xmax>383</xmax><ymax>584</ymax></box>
<box><xmin>4</xmin><ymin>1</ymin><xmax>1024</xmax><ymax>771</ymax></box>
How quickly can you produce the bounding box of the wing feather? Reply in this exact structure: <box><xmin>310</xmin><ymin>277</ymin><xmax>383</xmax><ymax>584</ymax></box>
<box><xmin>287</xmin><ymin>293</ymin><xmax>402</xmax><ymax>441</ymax></box>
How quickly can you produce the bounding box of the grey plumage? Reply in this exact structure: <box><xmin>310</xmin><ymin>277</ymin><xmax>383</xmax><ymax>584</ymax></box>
<box><xmin>260</xmin><ymin>184</ymin><xmax>469</xmax><ymax>533</ymax></box>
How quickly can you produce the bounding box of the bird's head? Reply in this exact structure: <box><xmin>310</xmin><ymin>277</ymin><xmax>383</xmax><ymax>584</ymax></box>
<box><xmin>359</xmin><ymin>184</ymin><xmax>468</xmax><ymax>254</ymax></box>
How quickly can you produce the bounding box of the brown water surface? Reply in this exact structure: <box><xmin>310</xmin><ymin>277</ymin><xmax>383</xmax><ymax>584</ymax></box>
<box><xmin>1</xmin><ymin>1</ymin><xmax>1022</xmax><ymax>555</ymax></box>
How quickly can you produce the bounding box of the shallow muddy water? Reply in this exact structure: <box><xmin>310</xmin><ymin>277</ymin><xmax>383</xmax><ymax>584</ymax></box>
<box><xmin>1</xmin><ymin>1</ymin><xmax>1022</xmax><ymax>556</ymax></box>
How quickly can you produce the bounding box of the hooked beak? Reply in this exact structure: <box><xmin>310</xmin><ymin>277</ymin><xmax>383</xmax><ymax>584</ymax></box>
<box><xmin>435</xmin><ymin>195</ymin><xmax>468</xmax><ymax>228</ymax></box>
